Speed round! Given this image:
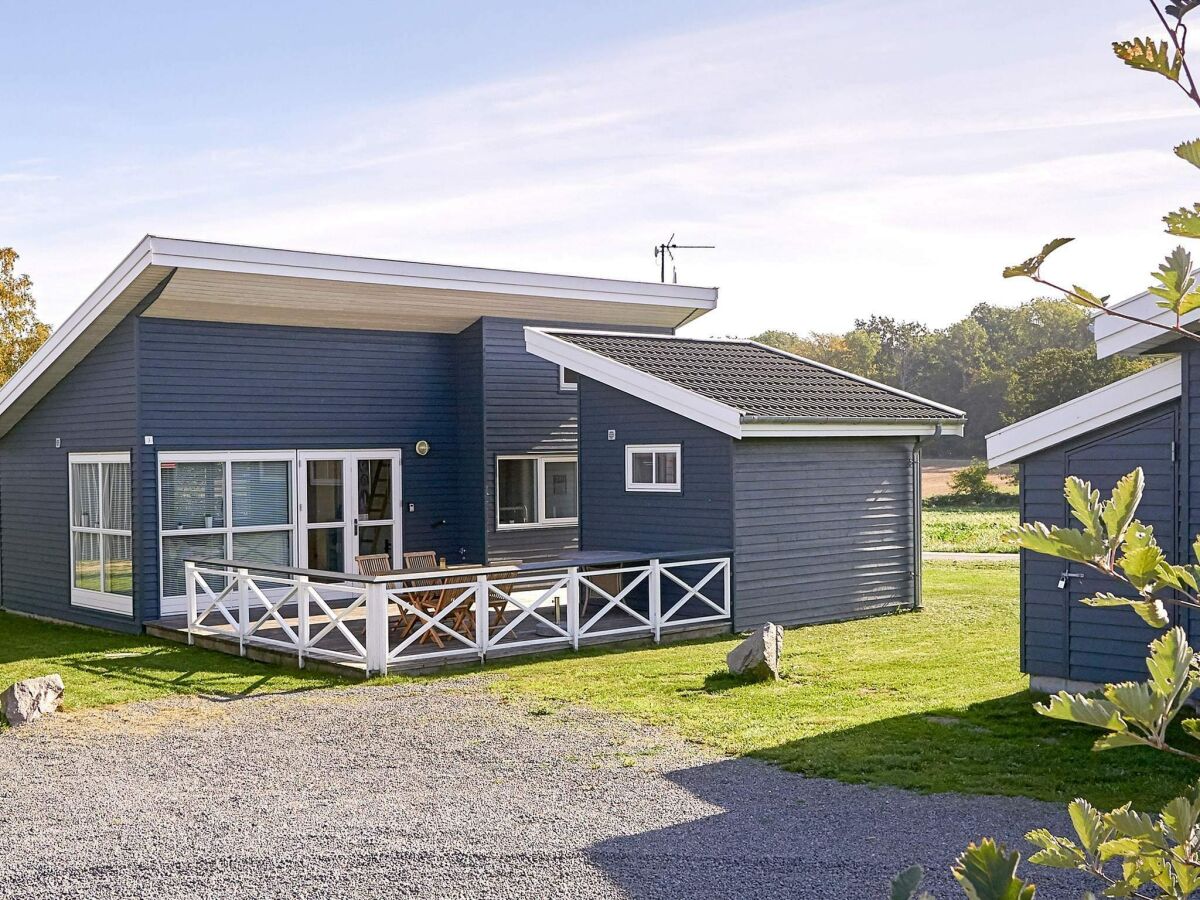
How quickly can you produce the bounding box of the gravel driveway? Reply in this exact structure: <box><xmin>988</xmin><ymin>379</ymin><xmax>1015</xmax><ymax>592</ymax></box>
<box><xmin>0</xmin><ymin>678</ymin><xmax>1090</xmax><ymax>899</ymax></box>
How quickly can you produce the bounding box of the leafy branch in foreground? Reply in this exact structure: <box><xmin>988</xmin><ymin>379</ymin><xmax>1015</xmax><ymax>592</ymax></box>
<box><xmin>891</xmin><ymin>841</ymin><xmax>1037</xmax><ymax>900</ymax></box>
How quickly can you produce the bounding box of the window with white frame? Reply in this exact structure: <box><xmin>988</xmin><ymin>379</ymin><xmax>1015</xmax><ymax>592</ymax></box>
<box><xmin>625</xmin><ymin>444</ymin><xmax>681</xmax><ymax>492</ymax></box>
<box><xmin>496</xmin><ymin>455</ymin><xmax>578</xmax><ymax>528</ymax></box>
<box><xmin>159</xmin><ymin>452</ymin><xmax>294</xmax><ymax>598</ymax></box>
<box><xmin>69</xmin><ymin>453</ymin><xmax>133</xmax><ymax>614</ymax></box>
<box><xmin>559</xmin><ymin>366</ymin><xmax>579</xmax><ymax>392</ymax></box>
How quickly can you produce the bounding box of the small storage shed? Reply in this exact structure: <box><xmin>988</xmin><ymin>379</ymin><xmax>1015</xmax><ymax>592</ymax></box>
<box><xmin>526</xmin><ymin>329</ymin><xmax>966</xmax><ymax>629</ymax></box>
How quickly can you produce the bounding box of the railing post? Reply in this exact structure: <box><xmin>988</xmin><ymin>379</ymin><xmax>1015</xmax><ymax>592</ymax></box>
<box><xmin>184</xmin><ymin>561</ymin><xmax>197</xmax><ymax>645</ymax></box>
<box><xmin>296</xmin><ymin>575</ymin><xmax>309</xmax><ymax>669</ymax></box>
<box><xmin>364</xmin><ymin>581</ymin><xmax>389</xmax><ymax>677</ymax></box>
<box><xmin>237</xmin><ymin>567</ymin><xmax>249</xmax><ymax>656</ymax></box>
<box><xmin>475</xmin><ymin>575</ymin><xmax>489</xmax><ymax>661</ymax></box>
<box><xmin>723</xmin><ymin>558</ymin><xmax>732</xmax><ymax>618</ymax></box>
<box><xmin>650</xmin><ymin>559</ymin><xmax>662</xmax><ymax>644</ymax></box>
<box><xmin>567</xmin><ymin>566</ymin><xmax>580</xmax><ymax>650</ymax></box>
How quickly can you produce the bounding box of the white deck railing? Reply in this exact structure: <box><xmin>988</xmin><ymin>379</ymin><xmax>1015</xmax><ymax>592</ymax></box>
<box><xmin>183</xmin><ymin>555</ymin><xmax>731</xmax><ymax>675</ymax></box>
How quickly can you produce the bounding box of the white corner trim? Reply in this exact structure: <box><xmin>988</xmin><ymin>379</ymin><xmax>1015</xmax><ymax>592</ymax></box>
<box><xmin>740</xmin><ymin>422</ymin><xmax>966</xmax><ymax>438</ymax></box>
<box><xmin>524</xmin><ymin>328</ymin><xmax>746</xmax><ymax>437</ymax></box>
<box><xmin>985</xmin><ymin>357</ymin><xmax>1182</xmax><ymax>466</ymax></box>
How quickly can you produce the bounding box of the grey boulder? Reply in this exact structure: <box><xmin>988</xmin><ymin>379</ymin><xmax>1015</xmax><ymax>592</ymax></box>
<box><xmin>726</xmin><ymin>623</ymin><xmax>783</xmax><ymax>680</ymax></box>
<box><xmin>2</xmin><ymin>674</ymin><xmax>65</xmax><ymax>726</ymax></box>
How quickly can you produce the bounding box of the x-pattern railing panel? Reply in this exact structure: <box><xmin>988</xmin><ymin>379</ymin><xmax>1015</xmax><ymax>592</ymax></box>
<box><xmin>659</xmin><ymin>560</ymin><xmax>729</xmax><ymax>622</ymax></box>
<box><xmin>305</xmin><ymin>584</ymin><xmax>369</xmax><ymax>658</ymax></box>
<box><xmin>485</xmin><ymin>574</ymin><xmax>571</xmax><ymax>645</ymax></box>
<box><xmin>192</xmin><ymin>569</ymin><xmax>239</xmax><ymax>631</ymax></box>
<box><xmin>244</xmin><ymin>577</ymin><xmax>301</xmax><ymax>645</ymax></box>
<box><xmin>385</xmin><ymin>580</ymin><xmax>481</xmax><ymax>660</ymax></box>
<box><xmin>578</xmin><ymin>566</ymin><xmax>652</xmax><ymax>635</ymax></box>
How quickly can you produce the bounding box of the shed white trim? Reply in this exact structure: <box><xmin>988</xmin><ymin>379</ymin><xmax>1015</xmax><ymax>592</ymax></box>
<box><xmin>985</xmin><ymin>357</ymin><xmax>1182</xmax><ymax>466</ymax></box>
<box><xmin>1093</xmin><ymin>285</ymin><xmax>1199</xmax><ymax>358</ymax></box>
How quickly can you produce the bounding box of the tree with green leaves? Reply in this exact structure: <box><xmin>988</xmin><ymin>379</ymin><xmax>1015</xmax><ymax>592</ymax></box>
<box><xmin>0</xmin><ymin>249</ymin><xmax>50</xmax><ymax>384</ymax></box>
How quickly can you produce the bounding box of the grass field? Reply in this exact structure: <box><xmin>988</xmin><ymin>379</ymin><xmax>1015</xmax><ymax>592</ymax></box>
<box><xmin>0</xmin><ymin>611</ymin><xmax>342</xmax><ymax>713</ymax></box>
<box><xmin>923</xmin><ymin>507</ymin><xmax>1019</xmax><ymax>553</ymax></box>
<box><xmin>480</xmin><ymin>560</ymin><xmax>1197</xmax><ymax>808</ymax></box>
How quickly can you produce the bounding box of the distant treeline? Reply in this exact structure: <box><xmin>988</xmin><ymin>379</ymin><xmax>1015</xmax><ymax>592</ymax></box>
<box><xmin>751</xmin><ymin>298</ymin><xmax>1151</xmax><ymax>458</ymax></box>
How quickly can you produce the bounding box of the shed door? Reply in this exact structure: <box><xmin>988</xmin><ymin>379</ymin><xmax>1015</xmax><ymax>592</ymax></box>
<box><xmin>1061</xmin><ymin>411</ymin><xmax>1177</xmax><ymax>682</ymax></box>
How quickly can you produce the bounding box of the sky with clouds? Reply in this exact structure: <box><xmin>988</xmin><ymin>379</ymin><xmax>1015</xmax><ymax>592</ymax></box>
<box><xmin>1</xmin><ymin>0</ymin><xmax>1194</xmax><ymax>336</ymax></box>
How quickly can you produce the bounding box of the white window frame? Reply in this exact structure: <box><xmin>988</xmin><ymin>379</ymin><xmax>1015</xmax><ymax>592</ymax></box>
<box><xmin>496</xmin><ymin>454</ymin><xmax>578</xmax><ymax>530</ymax></box>
<box><xmin>69</xmin><ymin>451</ymin><xmax>133</xmax><ymax>616</ymax></box>
<box><xmin>625</xmin><ymin>444</ymin><xmax>682</xmax><ymax>493</ymax></box>
<box><xmin>559</xmin><ymin>366</ymin><xmax>578</xmax><ymax>392</ymax></box>
<box><xmin>157</xmin><ymin>450</ymin><xmax>298</xmax><ymax>603</ymax></box>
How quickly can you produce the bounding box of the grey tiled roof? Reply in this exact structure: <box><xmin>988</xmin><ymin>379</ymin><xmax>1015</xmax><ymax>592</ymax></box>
<box><xmin>553</xmin><ymin>332</ymin><xmax>964</xmax><ymax>421</ymax></box>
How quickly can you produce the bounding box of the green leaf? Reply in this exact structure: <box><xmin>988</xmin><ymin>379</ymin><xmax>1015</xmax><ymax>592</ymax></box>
<box><xmin>1164</xmin><ymin>203</ymin><xmax>1200</xmax><ymax>239</ymax></box>
<box><xmin>1065</xmin><ymin>476</ymin><xmax>1103</xmax><ymax>536</ymax></box>
<box><xmin>1104</xmin><ymin>680</ymin><xmax>1167</xmax><ymax>725</ymax></box>
<box><xmin>1180</xmin><ymin>718</ymin><xmax>1200</xmax><ymax>741</ymax></box>
<box><xmin>1035</xmin><ymin>691</ymin><xmax>1127</xmax><ymax>731</ymax></box>
<box><xmin>1113</xmin><ymin>37</ymin><xmax>1183</xmax><ymax>81</ymax></box>
<box><xmin>1177</xmin><ymin>139</ymin><xmax>1200</xmax><ymax>170</ymax></box>
<box><xmin>1159</xmin><ymin>795</ymin><xmax>1199</xmax><ymax>845</ymax></box>
<box><xmin>1094</xmin><ymin>732</ymin><xmax>1153</xmax><ymax>751</ymax></box>
<box><xmin>953</xmin><ymin>840</ymin><xmax>1036</xmax><ymax>900</ymax></box>
<box><xmin>1096</xmin><ymin>836</ymin><xmax>1157</xmax><ymax>860</ymax></box>
<box><xmin>890</xmin><ymin>865</ymin><xmax>925</xmax><ymax>900</ymax></box>
<box><xmin>1068</xmin><ymin>285</ymin><xmax>1110</xmax><ymax>308</ymax></box>
<box><xmin>1005</xmin><ymin>522</ymin><xmax>1104</xmax><ymax>564</ymax></box>
<box><xmin>1101</xmin><ymin>469</ymin><xmax>1144</xmax><ymax>550</ymax></box>
<box><xmin>1108</xmin><ymin>805</ymin><xmax>1160</xmax><ymax>843</ymax></box>
<box><xmin>1069</xmin><ymin>799</ymin><xmax>1107</xmax><ymax>854</ymax></box>
<box><xmin>1149</xmin><ymin>247</ymin><xmax>1200</xmax><ymax>317</ymax></box>
<box><xmin>1024</xmin><ymin>828</ymin><xmax>1085</xmax><ymax>869</ymax></box>
<box><xmin>1145</xmin><ymin>626</ymin><xmax>1195</xmax><ymax>699</ymax></box>
<box><xmin>1080</xmin><ymin>594</ymin><xmax>1169</xmax><ymax>629</ymax></box>
<box><xmin>1166</xmin><ymin>0</ymin><xmax>1200</xmax><ymax>20</ymax></box>
<box><xmin>1003</xmin><ymin>238</ymin><xmax>1073</xmax><ymax>279</ymax></box>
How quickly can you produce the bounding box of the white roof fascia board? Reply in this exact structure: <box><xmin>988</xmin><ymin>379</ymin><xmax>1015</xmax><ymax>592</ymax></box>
<box><xmin>524</xmin><ymin>328</ymin><xmax>745</xmax><ymax>438</ymax></box>
<box><xmin>147</xmin><ymin>236</ymin><xmax>718</xmax><ymax>311</ymax></box>
<box><xmin>0</xmin><ymin>235</ymin><xmax>156</xmax><ymax>424</ymax></box>
<box><xmin>741</xmin><ymin>422</ymin><xmax>965</xmax><ymax>438</ymax></box>
<box><xmin>985</xmin><ymin>357</ymin><xmax>1182</xmax><ymax>466</ymax></box>
<box><xmin>1093</xmin><ymin>287</ymin><xmax>1198</xmax><ymax>358</ymax></box>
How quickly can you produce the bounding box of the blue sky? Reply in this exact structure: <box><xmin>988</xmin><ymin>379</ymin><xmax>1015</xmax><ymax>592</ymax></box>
<box><xmin>1</xmin><ymin>0</ymin><xmax>1193</xmax><ymax>334</ymax></box>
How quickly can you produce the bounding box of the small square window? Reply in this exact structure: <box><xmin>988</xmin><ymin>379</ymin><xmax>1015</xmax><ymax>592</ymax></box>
<box><xmin>625</xmin><ymin>444</ymin><xmax>681</xmax><ymax>492</ymax></box>
<box><xmin>559</xmin><ymin>367</ymin><xmax>579</xmax><ymax>392</ymax></box>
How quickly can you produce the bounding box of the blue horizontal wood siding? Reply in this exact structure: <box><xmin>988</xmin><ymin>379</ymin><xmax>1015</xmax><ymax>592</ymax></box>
<box><xmin>1018</xmin><ymin>403</ymin><xmax>1179</xmax><ymax>684</ymax></box>
<box><xmin>135</xmin><ymin>317</ymin><xmax>470</xmax><ymax>618</ymax></box>
<box><xmin>732</xmin><ymin>437</ymin><xmax>917</xmax><ymax>629</ymax></box>
<box><xmin>480</xmin><ymin>317</ymin><xmax>581</xmax><ymax>563</ymax></box>
<box><xmin>0</xmin><ymin>315</ymin><xmax>140</xmax><ymax>631</ymax></box>
<box><xmin>577</xmin><ymin>377</ymin><xmax>734</xmax><ymax>557</ymax></box>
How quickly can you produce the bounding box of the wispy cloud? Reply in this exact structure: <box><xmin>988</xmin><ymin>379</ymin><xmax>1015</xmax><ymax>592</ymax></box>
<box><xmin>4</xmin><ymin>0</ymin><xmax>1188</xmax><ymax>334</ymax></box>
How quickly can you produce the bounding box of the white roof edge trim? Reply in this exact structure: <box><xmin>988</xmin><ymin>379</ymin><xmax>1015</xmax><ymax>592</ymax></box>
<box><xmin>146</xmin><ymin>236</ymin><xmax>718</xmax><ymax>309</ymax></box>
<box><xmin>0</xmin><ymin>235</ymin><xmax>156</xmax><ymax>420</ymax></box>
<box><xmin>985</xmin><ymin>357</ymin><xmax>1182</xmax><ymax>466</ymax></box>
<box><xmin>1093</xmin><ymin>280</ymin><xmax>1200</xmax><ymax>358</ymax></box>
<box><xmin>741</xmin><ymin>422</ymin><xmax>965</xmax><ymax>438</ymax></box>
<box><xmin>524</xmin><ymin>328</ymin><xmax>745</xmax><ymax>438</ymax></box>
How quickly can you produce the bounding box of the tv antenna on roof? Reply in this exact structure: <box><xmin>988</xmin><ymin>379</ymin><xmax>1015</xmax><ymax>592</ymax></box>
<box><xmin>654</xmin><ymin>234</ymin><xmax>714</xmax><ymax>283</ymax></box>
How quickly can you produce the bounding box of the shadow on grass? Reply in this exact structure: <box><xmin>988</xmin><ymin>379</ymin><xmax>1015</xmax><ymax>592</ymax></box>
<box><xmin>746</xmin><ymin>690</ymin><xmax>1199</xmax><ymax>810</ymax></box>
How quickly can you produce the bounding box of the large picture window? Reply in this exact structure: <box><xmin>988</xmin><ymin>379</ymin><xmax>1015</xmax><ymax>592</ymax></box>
<box><xmin>69</xmin><ymin>453</ymin><xmax>133</xmax><ymax>615</ymax></box>
<box><xmin>159</xmin><ymin>452</ymin><xmax>294</xmax><ymax>599</ymax></box>
<box><xmin>496</xmin><ymin>455</ymin><xmax>578</xmax><ymax>528</ymax></box>
<box><xmin>625</xmin><ymin>444</ymin><xmax>681</xmax><ymax>492</ymax></box>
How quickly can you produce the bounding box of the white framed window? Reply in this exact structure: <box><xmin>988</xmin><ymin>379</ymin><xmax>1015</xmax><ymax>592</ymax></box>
<box><xmin>559</xmin><ymin>366</ymin><xmax>579</xmax><ymax>392</ymax></box>
<box><xmin>69</xmin><ymin>452</ymin><xmax>133</xmax><ymax>615</ymax></box>
<box><xmin>497</xmin><ymin>455</ymin><xmax>578</xmax><ymax>528</ymax></box>
<box><xmin>158</xmin><ymin>451</ymin><xmax>296</xmax><ymax>600</ymax></box>
<box><xmin>625</xmin><ymin>444</ymin><xmax>681</xmax><ymax>492</ymax></box>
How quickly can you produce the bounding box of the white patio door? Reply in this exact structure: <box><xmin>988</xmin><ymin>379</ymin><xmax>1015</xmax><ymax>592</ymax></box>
<box><xmin>298</xmin><ymin>450</ymin><xmax>402</xmax><ymax>574</ymax></box>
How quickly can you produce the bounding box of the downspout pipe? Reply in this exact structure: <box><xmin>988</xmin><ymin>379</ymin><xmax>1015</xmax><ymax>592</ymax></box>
<box><xmin>912</xmin><ymin>438</ymin><xmax>923</xmax><ymax>611</ymax></box>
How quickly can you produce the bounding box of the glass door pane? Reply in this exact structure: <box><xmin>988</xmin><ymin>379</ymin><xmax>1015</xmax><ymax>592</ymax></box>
<box><xmin>305</xmin><ymin>458</ymin><xmax>346</xmax><ymax>572</ymax></box>
<box><xmin>355</xmin><ymin>455</ymin><xmax>397</xmax><ymax>563</ymax></box>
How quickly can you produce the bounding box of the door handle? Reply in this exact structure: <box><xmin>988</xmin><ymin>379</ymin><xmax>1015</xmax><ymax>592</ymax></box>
<box><xmin>353</xmin><ymin>517</ymin><xmax>359</xmax><ymax>536</ymax></box>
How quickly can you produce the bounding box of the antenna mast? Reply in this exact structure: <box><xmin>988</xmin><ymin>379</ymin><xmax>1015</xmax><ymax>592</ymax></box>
<box><xmin>653</xmin><ymin>234</ymin><xmax>714</xmax><ymax>283</ymax></box>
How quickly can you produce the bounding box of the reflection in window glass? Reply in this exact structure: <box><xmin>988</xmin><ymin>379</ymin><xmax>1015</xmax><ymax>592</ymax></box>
<box><xmin>161</xmin><ymin>462</ymin><xmax>225</xmax><ymax>530</ymax></box>
<box><xmin>232</xmin><ymin>461</ymin><xmax>291</xmax><ymax>527</ymax></box>
<box><xmin>544</xmin><ymin>461</ymin><xmax>578</xmax><ymax>520</ymax></box>
<box><xmin>630</xmin><ymin>453</ymin><xmax>655</xmax><ymax>484</ymax></box>
<box><xmin>498</xmin><ymin>458</ymin><xmax>537</xmax><ymax>525</ymax></box>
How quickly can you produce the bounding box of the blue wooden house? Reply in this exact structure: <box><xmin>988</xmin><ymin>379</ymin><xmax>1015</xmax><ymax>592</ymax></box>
<box><xmin>987</xmin><ymin>293</ymin><xmax>1191</xmax><ymax>691</ymax></box>
<box><xmin>0</xmin><ymin>236</ymin><xmax>965</xmax><ymax>673</ymax></box>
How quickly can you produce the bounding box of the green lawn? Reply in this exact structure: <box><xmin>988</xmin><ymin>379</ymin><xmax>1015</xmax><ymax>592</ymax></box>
<box><xmin>479</xmin><ymin>560</ymin><xmax>1198</xmax><ymax>808</ymax></box>
<box><xmin>923</xmin><ymin>507</ymin><xmax>1019</xmax><ymax>553</ymax></box>
<box><xmin>0</xmin><ymin>611</ymin><xmax>343</xmax><ymax>713</ymax></box>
